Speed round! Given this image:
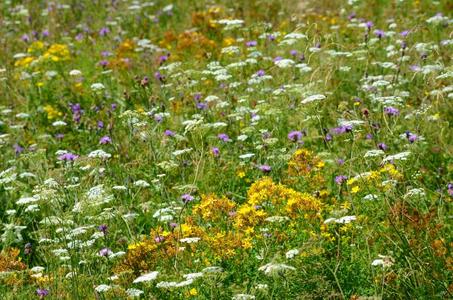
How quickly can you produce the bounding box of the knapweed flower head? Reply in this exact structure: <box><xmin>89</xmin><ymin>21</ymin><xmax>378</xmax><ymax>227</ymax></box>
<box><xmin>384</xmin><ymin>106</ymin><xmax>400</xmax><ymax>116</ymax></box>
<box><xmin>58</xmin><ymin>152</ymin><xmax>79</xmax><ymax>161</ymax></box>
<box><xmin>218</xmin><ymin>133</ymin><xmax>231</xmax><ymax>142</ymax></box>
<box><xmin>287</xmin><ymin>130</ymin><xmax>303</xmax><ymax>142</ymax></box>
<box><xmin>181</xmin><ymin>194</ymin><xmax>194</xmax><ymax>203</ymax></box>
<box><xmin>36</xmin><ymin>289</ymin><xmax>49</xmax><ymax>298</ymax></box>
<box><xmin>99</xmin><ymin>136</ymin><xmax>112</xmax><ymax>144</ymax></box>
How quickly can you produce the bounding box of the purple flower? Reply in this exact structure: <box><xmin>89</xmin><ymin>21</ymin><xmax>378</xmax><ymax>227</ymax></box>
<box><xmin>13</xmin><ymin>144</ymin><xmax>24</xmax><ymax>155</ymax></box>
<box><xmin>384</xmin><ymin>106</ymin><xmax>399</xmax><ymax>116</ymax></box>
<box><xmin>366</xmin><ymin>133</ymin><xmax>373</xmax><ymax>140</ymax></box>
<box><xmin>164</xmin><ymin>129</ymin><xmax>175</xmax><ymax>137</ymax></box>
<box><xmin>21</xmin><ymin>34</ymin><xmax>30</xmax><ymax>42</ymax></box>
<box><xmin>325</xmin><ymin>133</ymin><xmax>333</xmax><ymax>142</ymax></box>
<box><xmin>378</xmin><ymin>143</ymin><xmax>388</xmax><ymax>151</ymax></box>
<box><xmin>181</xmin><ymin>194</ymin><xmax>194</xmax><ymax>203</ymax></box>
<box><xmin>337</xmin><ymin>159</ymin><xmax>345</xmax><ymax>165</ymax></box>
<box><xmin>154</xmin><ymin>236</ymin><xmax>165</xmax><ymax>243</ymax></box>
<box><xmin>99</xmin><ymin>136</ymin><xmax>111</xmax><ymax>144</ymax></box>
<box><xmin>218</xmin><ymin>133</ymin><xmax>231</xmax><ymax>142</ymax></box>
<box><xmin>374</xmin><ymin>29</ymin><xmax>385</xmax><ymax>39</ymax></box>
<box><xmin>55</xmin><ymin>133</ymin><xmax>65</xmax><ymax>140</ymax></box>
<box><xmin>366</xmin><ymin>21</ymin><xmax>374</xmax><ymax>30</ymax></box>
<box><xmin>273</xmin><ymin>56</ymin><xmax>283</xmax><ymax>63</ymax></box>
<box><xmin>288</xmin><ymin>130</ymin><xmax>303</xmax><ymax>142</ymax></box>
<box><xmin>258</xmin><ymin>165</ymin><xmax>272</xmax><ymax>173</ymax></box>
<box><xmin>37</xmin><ymin>288</ymin><xmax>49</xmax><ymax>298</ymax></box>
<box><xmin>196</xmin><ymin>101</ymin><xmax>208</xmax><ymax>110</ymax></box>
<box><xmin>400</xmin><ymin>30</ymin><xmax>409</xmax><ymax>37</ymax></box>
<box><xmin>159</xmin><ymin>55</ymin><xmax>169</xmax><ymax>64</ymax></box>
<box><xmin>211</xmin><ymin>147</ymin><xmax>220</xmax><ymax>157</ymax></box>
<box><xmin>99</xmin><ymin>27</ymin><xmax>110</xmax><ymax>36</ymax></box>
<box><xmin>98</xmin><ymin>224</ymin><xmax>108</xmax><ymax>234</ymax></box>
<box><xmin>42</xmin><ymin>29</ymin><xmax>49</xmax><ymax>37</ymax></box>
<box><xmin>256</xmin><ymin>69</ymin><xmax>265</xmax><ymax>77</ymax></box>
<box><xmin>154</xmin><ymin>71</ymin><xmax>164</xmax><ymax>82</ymax></box>
<box><xmin>98</xmin><ymin>59</ymin><xmax>109</xmax><ymax>67</ymax></box>
<box><xmin>97</xmin><ymin>121</ymin><xmax>104</xmax><ymax>129</ymax></box>
<box><xmin>335</xmin><ymin>175</ymin><xmax>348</xmax><ymax>185</ymax></box>
<box><xmin>101</xmin><ymin>51</ymin><xmax>112</xmax><ymax>57</ymax></box>
<box><xmin>332</xmin><ymin>125</ymin><xmax>353</xmax><ymax>135</ymax></box>
<box><xmin>58</xmin><ymin>152</ymin><xmax>79</xmax><ymax>161</ymax></box>
<box><xmin>408</xmin><ymin>133</ymin><xmax>417</xmax><ymax>143</ymax></box>
<box><xmin>99</xmin><ymin>247</ymin><xmax>112</xmax><ymax>257</ymax></box>
<box><xmin>246</xmin><ymin>40</ymin><xmax>257</xmax><ymax>47</ymax></box>
<box><xmin>290</xmin><ymin>49</ymin><xmax>298</xmax><ymax>56</ymax></box>
<box><xmin>193</xmin><ymin>93</ymin><xmax>202</xmax><ymax>101</ymax></box>
<box><xmin>448</xmin><ymin>183</ymin><xmax>453</xmax><ymax>197</ymax></box>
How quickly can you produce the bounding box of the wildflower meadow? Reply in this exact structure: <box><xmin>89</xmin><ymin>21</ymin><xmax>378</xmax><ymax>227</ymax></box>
<box><xmin>0</xmin><ymin>0</ymin><xmax>452</xmax><ymax>299</ymax></box>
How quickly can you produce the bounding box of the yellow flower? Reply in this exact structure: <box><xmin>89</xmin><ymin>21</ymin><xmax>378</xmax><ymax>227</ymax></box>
<box><xmin>351</xmin><ymin>186</ymin><xmax>360</xmax><ymax>194</ymax></box>
<box><xmin>189</xmin><ymin>288</ymin><xmax>198</xmax><ymax>296</ymax></box>
<box><xmin>237</xmin><ymin>171</ymin><xmax>246</xmax><ymax>178</ymax></box>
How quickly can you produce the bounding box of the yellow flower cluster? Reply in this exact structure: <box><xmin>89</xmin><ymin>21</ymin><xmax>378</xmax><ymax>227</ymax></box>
<box><xmin>43</xmin><ymin>105</ymin><xmax>63</xmax><ymax>120</ymax></box>
<box><xmin>193</xmin><ymin>194</ymin><xmax>236</xmax><ymax>222</ymax></box>
<box><xmin>43</xmin><ymin>44</ymin><xmax>70</xmax><ymax>61</ymax></box>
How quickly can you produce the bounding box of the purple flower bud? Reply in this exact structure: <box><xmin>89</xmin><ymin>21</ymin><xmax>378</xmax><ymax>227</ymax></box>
<box><xmin>58</xmin><ymin>152</ymin><xmax>79</xmax><ymax>161</ymax></box>
<box><xmin>335</xmin><ymin>175</ymin><xmax>348</xmax><ymax>185</ymax></box>
<box><xmin>384</xmin><ymin>106</ymin><xmax>400</xmax><ymax>116</ymax></box>
<box><xmin>378</xmin><ymin>143</ymin><xmax>388</xmax><ymax>151</ymax></box>
<box><xmin>408</xmin><ymin>133</ymin><xmax>417</xmax><ymax>143</ymax></box>
<box><xmin>211</xmin><ymin>147</ymin><xmax>220</xmax><ymax>157</ymax></box>
<box><xmin>99</xmin><ymin>27</ymin><xmax>110</xmax><ymax>36</ymax></box>
<box><xmin>98</xmin><ymin>224</ymin><xmax>108</xmax><ymax>234</ymax></box>
<box><xmin>36</xmin><ymin>288</ymin><xmax>49</xmax><ymax>298</ymax></box>
<box><xmin>374</xmin><ymin>29</ymin><xmax>385</xmax><ymax>39</ymax></box>
<box><xmin>246</xmin><ymin>40</ymin><xmax>257</xmax><ymax>47</ymax></box>
<box><xmin>154</xmin><ymin>236</ymin><xmax>165</xmax><ymax>243</ymax></box>
<box><xmin>218</xmin><ymin>133</ymin><xmax>231</xmax><ymax>142</ymax></box>
<box><xmin>288</xmin><ymin>130</ymin><xmax>303</xmax><ymax>142</ymax></box>
<box><xmin>181</xmin><ymin>194</ymin><xmax>194</xmax><ymax>203</ymax></box>
<box><xmin>99</xmin><ymin>136</ymin><xmax>111</xmax><ymax>144</ymax></box>
<box><xmin>164</xmin><ymin>129</ymin><xmax>175</xmax><ymax>137</ymax></box>
<box><xmin>256</xmin><ymin>69</ymin><xmax>265</xmax><ymax>77</ymax></box>
<box><xmin>258</xmin><ymin>165</ymin><xmax>272</xmax><ymax>173</ymax></box>
<box><xmin>99</xmin><ymin>247</ymin><xmax>112</xmax><ymax>257</ymax></box>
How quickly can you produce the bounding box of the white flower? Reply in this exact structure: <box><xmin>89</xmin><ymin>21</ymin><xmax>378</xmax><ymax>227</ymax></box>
<box><xmin>336</xmin><ymin>215</ymin><xmax>356</xmax><ymax>224</ymax></box>
<box><xmin>202</xmin><ymin>266</ymin><xmax>223</xmax><ymax>273</ymax></box>
<box><xmin>134</xmin><ymin>180</ymin><xmax>150</xmax><ymax>188</ymax></box>
<box><xmin>371</xmin><ymin>255</ymin><xmax>394</xmax><ymax>267</ymax></box>
<box><xmin>364</xmin><ymin>150</ymin><xmax>385</xmax><ymax>158</ymax></box>
<box><xmin>382</xmin><ymin>151</ymin><xmax>411</xmax><ymax>163</ymax></box>
<box><xmin>172</xmin><ymin>148</ymin><xmax>192</xmax><ymax>156</ymax></box>
<box><xmin>302</xmin><ymin>94</ymin><xmax>326</xmax><ymax>104</ymax></box>
<box><xmin>52</xmin><ymin>120</ymin><xmax>67</xmax><ymax>127</ymax></box>
<box><xmin>133</xmin><ymin>271</ymin><xmax>159</xmax><ymax>283</ymax></box>
<box><xmin>275</xmin><ymin>59</ymin><xmax>295</xmax><ymax>68</ymax></box>
<box><xmin>95</xmin><ymin>284</ymin><xmax>111</xmax><ymax>293</ymax></box>
<box><xmin>258</xmin><ymin>263</ymin><xmax>296</xmax><ymax>275</ymax></box>
<box><xmin>285</xmin><ymin>249</ymin><xmax>299</xmax><ymax>259</ymax></box>
<box><xmin>88</xmin><ymin>149</ymin><xmax>111</xmax><ymax>159</ymax></box>
<box><xmin>91</xmin><ymin>83</ymin><xmax>105</xmax><ymax>91</ymax></box>
<box><xmin>180</xmin><ymin>237</ymin><xmax>201</xmax><ymax>244</ymax></box>
<box><xmin>69</xmin><ymin>69</ymin><xmax>82</xmax><ymax>76</ymax></box>
<box><xmin>126</xmin><ymin>288</ymin><xmax>144</xmax><ymax>297</ymax></box>
<box><xmin>30</xmin><ymin>266</ymin><xmax>45</xmax><ymax>273</ymax></box>
<box><xmin>265</xmin><ymin>216</ymin><xmax>289</xmax><ymax>223</ymax></box>
<box><xmin>183</xmin><ymin>272</ymin><xmax>203</xmax><ymax>280</ymax></box>
<box><xmin>239</xmin><ymin>153</ymin><xmax>255</xmax><ymax>159</ymax></box>
<box><xmin>112</xmin><ymin>185</ymin><xmax>127</xmax><ymax>191</ymax></box>
<box><xmin>16</xmin><ymin>196</ymin><xmax>40</xmax><ymax>205</ymax></box>
<box><xmin>232</xmin><ymin>294</ymin><xmax>255</xmax><ymax>300</ymax></box>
